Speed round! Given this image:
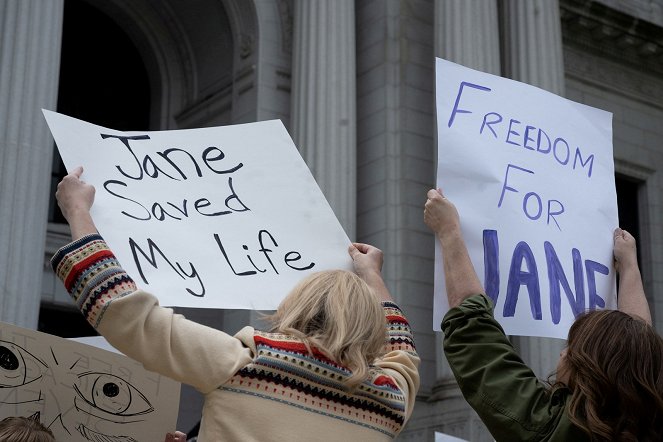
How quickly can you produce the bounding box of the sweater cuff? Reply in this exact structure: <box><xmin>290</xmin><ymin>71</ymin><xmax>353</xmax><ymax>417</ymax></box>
<box><xmin>382</xmin><ymin>302</ymin><xmax>417</xmax><ymax>354</ymax></box>
<box><xmin>50</xmin><ymin>234</ymin><xmax>137</xmax><ymax>328</ymax></box>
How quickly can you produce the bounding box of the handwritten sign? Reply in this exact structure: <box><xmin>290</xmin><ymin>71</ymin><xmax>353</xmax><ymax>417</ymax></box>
<box><xmin>434</xmin><ymin>58</ymin><xmax>618</xmax><ymax>338</ymax></box>
<box><xmin>0</xmin><ymin>321</ymin><xmax>180</xmax><ymax>441</ymax></box>
<box><xmin>43</xmin><ymin>111</ymin><xmax>352</xmax><ymax>310</ymax></box>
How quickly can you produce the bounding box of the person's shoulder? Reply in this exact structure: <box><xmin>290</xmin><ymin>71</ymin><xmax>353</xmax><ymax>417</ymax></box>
<box><xmin>233</xmin><ymin>326</ymin><xmax>257</xmax><ymax>351</ymax></box>
<box><xmin>252</xmin><ymin>330</ymin><xmax>307</xmax><ymax>352</ymax></box>
<box><xmin>366</xmin><ymin>366</ymin><xmax>404</xmax><ymax>391</ymax></box>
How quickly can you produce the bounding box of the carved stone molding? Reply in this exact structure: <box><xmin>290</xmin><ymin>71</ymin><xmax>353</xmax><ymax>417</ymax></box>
<box><xmin>614</xmin><ymin>158</ymin><xmax>655</xmax><ymax>181</ymax></box>
<box><xmin>221</xmin><ymin>0</ymin><xmax>258</xmax><ymax>66</ymax></box>
<box><xmin>240</xmin><ymin>33</ymin><xmax>254</xmax><ymax>59</ymax></box>
<box><xmin>561</xmin><ymin>0</ymin><xmax>663</xmax><ymax>76</ymax></box>
<box><xmin>564</xmin><ymin>45</ymin><xmax>663</xmax><ymax>108</ymax></box>
<box><xmin>277</xmin><ymin>0</ymin><xmax>294</xmax><ymax>54</ymax></box>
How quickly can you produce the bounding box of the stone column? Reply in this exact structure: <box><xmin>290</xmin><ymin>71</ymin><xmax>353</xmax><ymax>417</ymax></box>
<box><xmin>433</xmin><ymin>0</ymin><xmax>501</xmax><ymax>385</ymax></box>
<box><xmin>501</xmin><ymin>0</ymin><xmax>565</xmax><ymax>93</ymax></box>
<box><xmin>0</xmin><ymin>0</ymin><xmax>64</xmax><ymax>329</ymax></box>
<box><xmin>501</xmin><ymin>0</ymin><xmax>566</xmax><ymax>379</ymax></box>
<box><xmin>291</xmin><ymin>0</ymin><xmax>356</xmax><ymax>239</ymax></box>
<box><xmin>435</xmin><ymin>0</ymin><xmax>501</xmax><ymax>75</ymax></box>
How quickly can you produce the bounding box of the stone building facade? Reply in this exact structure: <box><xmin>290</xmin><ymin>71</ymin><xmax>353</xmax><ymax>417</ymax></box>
<box><xmin>1</xmin><ymin>0</ymin><xmax>661</xmax><ymax>440</ymax></box>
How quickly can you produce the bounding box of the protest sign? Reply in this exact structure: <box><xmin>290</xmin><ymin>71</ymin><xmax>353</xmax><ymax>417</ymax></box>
<box><xmin>44</xmin><ymin>111</ymin><xmax>352</xmax><ymax>310</ymax></box>
<box><xmin>434</xmin><ymin>58</ymin><xmax>618</xmax><ymax>339</ymax></box>
<box><xmin>0</xmin><ymin>321</ymin><xmax>180</xmax><ymax>441</ymax></box>
<box><xmin>435</xmin><ymin>432</ymin><xmax>469</xmax><ymax>442</ymax></box>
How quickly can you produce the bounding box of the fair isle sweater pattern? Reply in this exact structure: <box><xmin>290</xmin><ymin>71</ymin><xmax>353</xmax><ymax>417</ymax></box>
<box><xmin>51</xmin><ymin>234</ymin><xmax>137</xmax><ymax>328</ymax></box>
<box><xmin>222</xmin><ymin>305</ymin><xmax>416</xmax><ymax>437</ymax></box>
<box><xmin>51</xmin><ymin>234</ymin><xmax>417</xmax><ymax>437</ymax></box>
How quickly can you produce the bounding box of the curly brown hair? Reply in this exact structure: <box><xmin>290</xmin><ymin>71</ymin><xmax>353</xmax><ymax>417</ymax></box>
<box><xmin>563</xmin><ymin>310</ymin><xmax>663</xmax><ymax>441</ymax></box>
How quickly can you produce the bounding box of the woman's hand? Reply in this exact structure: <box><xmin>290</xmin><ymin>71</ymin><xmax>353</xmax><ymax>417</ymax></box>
<box><xmin>613</xmin><ymin>227</ymin><xmax>651</xmax><ymax>324</ymax></box>
<box><xmin>613</xmin><ymin>227</ymin><xmax>638</xmax><ymax>274</ymax></box>
<box><xmin>348</xmin><ymin>243</ymin><xmax>393</xmax><ymax>302</ymax></box>
<box><xmin>348</xmin><ymin>242</ymin><xmax>383</xmax><ymax>279</ymax></box>
<box><xmin>424</xmin><ymin>188</ymin><xmax>461</xmax><ymax>239</ymax></box>
<box><xmin>55</xmin><ymin>166</ymin><xmax>98</xmax><ymax>240</ymax></box>
<box><xmin>56</xmin><ymin>166</ymin><xmax>95</xmax><ymax>222</ymax></box>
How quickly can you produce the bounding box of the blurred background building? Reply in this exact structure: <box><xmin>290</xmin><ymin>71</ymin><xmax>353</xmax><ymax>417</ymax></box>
<box><xmin>1</xmin><ymin>0</ymin><xmax>661</xmax><ymax>440</ymax></box>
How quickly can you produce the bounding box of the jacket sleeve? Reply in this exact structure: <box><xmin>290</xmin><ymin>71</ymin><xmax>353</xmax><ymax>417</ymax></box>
<box><xmin>374</xmin><ymin>302</ymin><xmax>420</xmax><ymax>420</ymax></box>
<box><xmin>51</xmin><ymin>234</ymin><xmax>253</xmax><ymax>394</ymax></box>
<box><xmin>442</xmin><ymin>294</ymin><xmax>567</xmax><ymax>441</ymax></box>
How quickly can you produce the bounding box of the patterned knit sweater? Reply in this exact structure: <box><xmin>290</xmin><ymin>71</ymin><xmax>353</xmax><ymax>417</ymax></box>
<box><xmin>51</xmin><ymin>234</ymin><xmax>420</xmax><ymax>442</ymax></box>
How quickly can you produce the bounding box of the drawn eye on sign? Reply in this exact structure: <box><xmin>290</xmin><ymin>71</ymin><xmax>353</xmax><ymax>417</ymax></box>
<box><xmin>0</xmin><ymin>341</ymin><xmax>48</xmax><ymax>404</ymax></box>
<box><xmin>1</xmin><ymin>324</ymin><xmax>180</xmax><ymax>442</ymax></box>
<box><xmin>73</xmin><ymin>372</ymin><xmax>154</xmax><ymax>422</ymax></box>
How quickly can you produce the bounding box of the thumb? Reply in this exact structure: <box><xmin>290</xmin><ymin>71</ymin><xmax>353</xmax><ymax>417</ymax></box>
<box><xmin>348</xmin><ymin>244</ymin><xmax>361</xmax><ymax>259</ymax></box>
<box><xmin>70</xmin><ymin>166</ymin><xmax>84</xmax><ymax>179</ymax></box>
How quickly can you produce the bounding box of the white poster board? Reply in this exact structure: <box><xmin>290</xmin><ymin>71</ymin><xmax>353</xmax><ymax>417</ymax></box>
<box><xmin>0</xmin><ymin>322</ymin><xmax>180</xmax><ymax>441</ymax></box>
<box><xmin>434</xmin><ymin>58</ymin><xmax>618</xmax><ymax>339</ymax></box>
<box><xmin>44</xmin><ymin>111</ymin><xmax>352</xmax><ymax>310</ymax></box>
<box><xmin>435</xmin><ymin>432</ymin><xmax>469</xmax><ymax>442</ymax></box>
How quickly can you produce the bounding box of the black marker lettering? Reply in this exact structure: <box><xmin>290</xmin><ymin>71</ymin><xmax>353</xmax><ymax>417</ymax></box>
<box><xmin>284</xmin><ymin>251</ymin><xmax>315</xmax><ymax>271</ymax></box>
<box><xmin>213</xmin><ymin>234</ymin><xmax>257</xmax><ymax>276</ymax></box>
<box><xmin>258</xmin><ymin>230</ymin><xmax>279</xmax><ymax>274</ymax></box>
<box><xmin>128</xmin><ymin>237</ymin><xmax>205</xmax><ymax>297</ymax></box>
<box><xmin>103</xmin><ymin>180</ymin><xmax>151</xmax><ymax>221</ymax></box>
<box><xmin>100</xmin><ymin>134</ymin><xmax>151</xmax><ymax>180</ymax></box>
<box><xmin>203</xmin><ymin>146</ymin><xmax>244</xmax><ymax>174</ymax></box>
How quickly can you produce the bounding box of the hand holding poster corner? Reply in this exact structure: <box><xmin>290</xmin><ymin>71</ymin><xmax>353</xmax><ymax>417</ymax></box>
<box><xmin>434</xmin><ymin>58</ymin><xmax>618</xmax><ymax>339</ymax></box>
<box><xmin>0</xmin><ymin>321</ymin><xmax>180</xmax><ymax>441</ymax></box>
<box><xmin>44</xmin><ymin>111</ymin><xmax>352</xmax><ymax>310</ymax></box>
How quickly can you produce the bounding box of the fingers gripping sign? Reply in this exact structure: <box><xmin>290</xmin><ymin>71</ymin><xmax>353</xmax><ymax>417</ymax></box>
<box><xmin>348</xmin><ymin>242</ymin><xmax>383</xmax><ymax>278</ymax></box>
<box><xmin>55</xmin><ymin>166</ymin><xmax>99</xmax><ymax>240</ymax></box>
<box><xmin>56</xmin><ymin>166</ymin><xmax>96</xmax><ymax>222</ymax></box>
<box><xmin>348</xmin><ymin>242</ymin><xmax>393</xmax><ymax>303</ymax></box>
<box><xmin>424</xmin><ymin>188</ymin><xmax>461</xmax><ymax>237</ymax></box>
<box><xmin>613</xmin><ymin>228</ymin><xmax>637</xmax><ymax>274</ymax></box>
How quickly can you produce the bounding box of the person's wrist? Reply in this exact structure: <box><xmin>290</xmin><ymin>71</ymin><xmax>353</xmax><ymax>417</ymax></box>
<box><xmin>64</xmin><ymin>206</ymin><xmax>91</xmax><ymax>221</ymax></box>
<box><xmin>359</xmin><ymin>269</ymin><xmax>383</xmax><ymax>285</ymax></box>
<box><xmin>437</xmin><ymin>225</ymin><xmax>462</xmax><ymax>243</ymax></box>
<box><xmin>359</xmin><ymin>267</ymin><xmax>381</xmax><ymax>278</ymax></box>
<box><xmin>617</xmin><ymin>257</ymin><xmax>639</xmax><ymax>272</ymax></box>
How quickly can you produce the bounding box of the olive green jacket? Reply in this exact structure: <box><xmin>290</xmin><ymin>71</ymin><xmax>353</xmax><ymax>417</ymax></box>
<box><xmin>442</xmin><ymin>294</ymin><xmax>589</xmax><ymax>442</ymax></box>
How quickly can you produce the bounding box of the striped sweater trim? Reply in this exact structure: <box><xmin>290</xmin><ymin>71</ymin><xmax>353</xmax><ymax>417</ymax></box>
<box><xmin>253</xmin><ymin>334</ymin><xmax>339</xmax><ymax>364</ymax></box>
<box><xmin>51</xmin><ymin>234</ymin><xmax>137</xmax><ymax>328</ymax></box>
<box><xmin>249</xmin><ymin>333</ymin><xmax>406</xmax><ymax>403</ymax></box>
<box><xmin>51</xmin><ymin>233</ymin><xmax>104</xmax><ymax>272</ymax></box>
<box><xmin>221</xmin><ymin>301</ymin><xmax>416</xmax><ymax>437</ymax></box>
<box><xmin>235</xmin><ymin>364</ymin><xmax>406</xmax><ymax>421</ymax></box>
<box><xmin>382</xmin><ymin>303</ymin><xmax>417</xmax><ymax>355</ymax></box>
<box><xmin>223</xmin><ymin>338</ymin><xmax>408</xmax><ymax>436</ymax></box>
<box><xmin>220</xmin><ymin>386</ymin><xmax>396</xmax><ymax>437</ymax></box>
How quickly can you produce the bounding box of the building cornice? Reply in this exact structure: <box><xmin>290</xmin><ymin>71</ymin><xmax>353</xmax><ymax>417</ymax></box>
<box><xmin>560</xmin><ymin>0</ymin><xmax>663</xmax><ymax>76</ymax></box>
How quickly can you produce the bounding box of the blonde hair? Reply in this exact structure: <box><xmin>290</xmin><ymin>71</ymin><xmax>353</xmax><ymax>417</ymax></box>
<box><xmin>266</xmin><ymin>270</ymin><xmax>386</xmax><ymax>389</ymax></box>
